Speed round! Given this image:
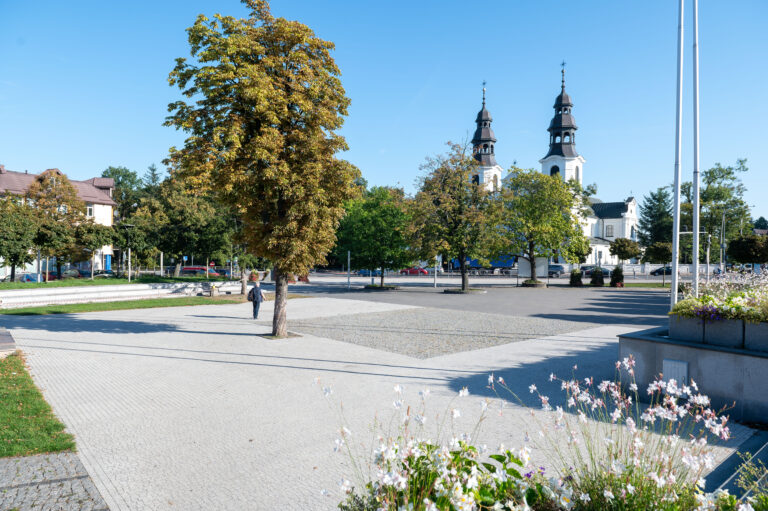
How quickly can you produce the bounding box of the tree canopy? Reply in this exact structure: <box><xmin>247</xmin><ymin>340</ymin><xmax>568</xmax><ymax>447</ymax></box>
<box><xmin>727</xmin><ymin>235</ymin><xmax>767</xmax><ymax>264</ymax></box>
<box><xmin>609</xmin><ymin>238</ymin><xmax>641</xmax><ymax>264</ymax></box>
<box><xmin>638</xmin><ymin>187</ymin><xmax>672</xmax><ymax>247</ymax></box>
<box><xmin>499</xmin><ymin>169</ymin><xmax>586</xmax><ymax>282</ymax></box>
<box><xmin>334</xmin><ymin>187</ymin><xmax>413</xmax><ymax>286</ymax></box>
<box><xmin>0</xmin><ymin>196</ymin><xmax>39</xmax><ymax>280</ymax></box>
<box><xmin>165</xmin><ymin>0</ymin><xmax>358</xmax><ymax>335</ymax></box>
<box><xmin>642</xmin><ymin>242</ymin><xmax>672</xmax><ymax>264</ymax></box>
<box><xmin>411</xmin><ymin>144</ymin><xmax>499</xmax><ymax>291</ymax></box>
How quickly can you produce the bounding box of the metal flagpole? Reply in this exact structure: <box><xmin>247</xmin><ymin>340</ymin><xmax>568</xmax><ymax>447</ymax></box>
<box><xmin>670</xmin><ymin>0</ymin><xmax>685</xmax><ymax>309</ymax></box>
<box><xmin>692</xmin><ymin>0</ymin><xmax>701</xmax><ymax>297</ymax></box>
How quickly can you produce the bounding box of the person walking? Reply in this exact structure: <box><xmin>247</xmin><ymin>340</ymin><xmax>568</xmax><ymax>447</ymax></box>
<box><xmin>247</xmin><ymin>280</ymin><xmax>265</xmax><ymax>319</ymax></box>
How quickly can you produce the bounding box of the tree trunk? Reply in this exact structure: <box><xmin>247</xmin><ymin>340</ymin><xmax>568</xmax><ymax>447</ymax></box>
<box><xmin>45</xmin><ymin>258</ymin><xmax>50</xmax><ymax>283</ymax></box>
<box><xmin>206</xmin><ymin>257</ymin><xmax>209</xmax><ymax>279</ymax></box>
<box><xmin>241</xmin><ymin>269</ymin><xmax>249</xmax><ymax>295</ymax></box>
<box><xmin>459</xmin><ymin>255</ymin><xmax>469</xmax><ymax>291</ymax></box>
<box><xmin>174</xmin><ymin>262</ymin><xmax>181</xmax><ymax>278</ymax></box>
<box><xmin>91</xmin><ymin>252</ymin><xmax>95</xmax><ymax>280</ymax></box>
<box><xmin>380</xmin><ymin>270</ymin><xmax>385</xmax><ymax>287</ymax></box>
<box><xmin>272</xmin><ymin>268</ymin><xmax>289</xmax><ymax>337</ymax></box>
<box><xmin>10</xmin><ymin>264</ymin><xmax>16</xmax><ymax>282</ymax></box>
<box><xmin>56</xmin><ymin>258</ymin><xmax>62</xmax><ymax>281</ymax></box>
<box><xmin>529</xmin><ymin>243</ymin><xmax>537</xmax><ymax>283</ymax></box>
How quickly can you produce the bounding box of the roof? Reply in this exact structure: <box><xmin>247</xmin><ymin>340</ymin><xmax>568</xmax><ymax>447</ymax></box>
<box><xmin>473</xmin><ymin>153</ymin><xmax>498</xmax><ymax>166</ymax></box>
<box><xmin>544</xmin><ymin>144</ymin><xmax>580</xmax><ymax>158</ymax></box>
<box><xmin>554</xmin><ymin>90</ymin><xmax>573</xmax><ymax>108</ymax></box>
<box><xmin>0</xmin><ymin>167</ymin><xmax>116</xmax><ymax>206</ymax></box>
<box><xmin>475</xmin><ymin>106</ymin><xmax>492</xmax><ymax>123</ymax></box>
<box><xmin>755</xmin><ymin>229</ymin><xmax>768</xmax><ymax>236</ymax></box>
<box><xmin>590</xmin><ymin>201</ymin><xmax>629</xmax><ymax>219</ymax></box>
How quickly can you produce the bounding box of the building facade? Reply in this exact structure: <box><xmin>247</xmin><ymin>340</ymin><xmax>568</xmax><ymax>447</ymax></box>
<box><xmin>0</xmin><ymin>165</ymin><xmax>116</xmax><ymax>277</ymax></box>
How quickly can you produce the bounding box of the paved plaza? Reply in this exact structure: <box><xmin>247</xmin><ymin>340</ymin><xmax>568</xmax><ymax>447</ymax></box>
<box><xmin>0</xmin><ymin>287</ymin><xmax>755</xmax><ymax>510</ymax></box>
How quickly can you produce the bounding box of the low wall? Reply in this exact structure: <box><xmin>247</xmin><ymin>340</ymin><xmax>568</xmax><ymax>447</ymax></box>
<box><xmin>0</xmin><ymin>281</ymin><xmax>244</xmax><ymax>309</ymax></box>
<box><xmin>619</xmin><ymin>327</ymin><xmax>768</xmax><ymax>423</ymax></box>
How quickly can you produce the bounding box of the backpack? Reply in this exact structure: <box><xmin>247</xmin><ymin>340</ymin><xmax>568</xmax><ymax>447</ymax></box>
<box><xmin>247</xmin><ymin>288</ymin><xmax>255</xmax><ymax>302</ymax></box>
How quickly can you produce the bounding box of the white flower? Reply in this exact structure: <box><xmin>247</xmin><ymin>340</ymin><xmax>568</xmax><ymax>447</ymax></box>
<box><xmin>497</xmin><ymin>376</ymin><xmax>505</xmax><ymax>385</ymax></box>
<box><xmin>393</xmin><ymin>399</ymin><xmax>403</xmax><ymax>409</ymax></box>
<box><xmin>488</xmin><ymin>374</ymin><xmax>494</xmax><ymax>385</ymax></box>
<box><xmin>626</xmin><ymin>483</ymin><xmax>635</xmax><ymax>494</ymax></box>
<box><xmin>339</xmin><ymin>478</ymin><xmax>352</xmax><ymax>494</ymax></box>
<box><xmin>603</xmin><ymin>489</ymin><xmax>614</xmax><ymax>500</ymax></box>
<box><xmin>459</xmin><ymin>387</ymin><xmax>469</xmax><ymax>397</ymax></box>
<box><xmin>394</xmin><ymin>384</ymin><xmax>403</xmax><ymax>394</ymax></box>
<box><xmin>579</xmin><ymin>493</ymin><xmax>591</xmax><ymax>502</ymax></box>
<box><xmin>452</xmin><ymin>408</ymin><xmax>461</xmax><ymax>419</ymax></box>
<box><xmin>415</xmin><ymin>414</ymin><xmax>426</xmax><ymax>425</ymax></box>
<box><xmin>629</xmin><ymin>383</ymin><xmax>638</xmax><ymax>392</ymax></box>
<box><xmin>320</xmin><ymin>489</ymin><xmax>330</xmax><ymax>497</ymax></box>
<box><xmin>696</xmin><ymin>478</ymin><xmax>706</xmax><ymax>488</ymax></box>
<box><xmin>737</xmin><ymin>503</ymin><xmax>755</xmax><ymax>511</ymax></box>
<box><xmin>529</xmin><ymin>384</ymin><xmax>537</xmax><ymax>394</ymax></box>
<box><xmin>549</xmin><ymin>373</ymin><xmax>556</xmax><ymax>381</ymax></box>
<box><xmin>480</xmin><ymin>399</ymin><xmax>489</xmax><ymax>412</ymax></box>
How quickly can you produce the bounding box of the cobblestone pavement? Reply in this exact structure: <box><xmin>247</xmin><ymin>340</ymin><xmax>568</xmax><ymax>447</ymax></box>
<box><xmin>285</xmin><ymin>307</ymin><xmax>591</xmax><ymax>358</ymax></box>
<box><xmin>0</xmin><ymin>452</ymin><xmax>108</xmax><ymax>511</ymax></box>
<box><xmin>2</xmin><ymin>296</ymin><xmax>754</xmax><ymax>510</ymax></box>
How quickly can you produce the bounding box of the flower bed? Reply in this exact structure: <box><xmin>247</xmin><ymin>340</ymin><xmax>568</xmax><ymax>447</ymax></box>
<box><xmin>319</xmin><ymin>357</ymin><xmax>768</xmax><ymax>510</ymax></box>
<box><xmin>670</xmin><ymin>274</ymin><xmax>768</xmax><ymax>349</ymax></box>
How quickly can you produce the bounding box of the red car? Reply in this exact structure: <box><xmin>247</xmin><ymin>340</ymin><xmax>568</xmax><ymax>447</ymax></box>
<box><xmin>400</xmin><ymin>267</ymin><xmax>428</xmax><ymax>275</ymax></box>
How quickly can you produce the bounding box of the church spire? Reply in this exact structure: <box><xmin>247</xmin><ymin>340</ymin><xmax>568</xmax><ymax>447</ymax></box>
<box><xmin>544</xmin><ymin>65</ymin><xmax>579</xmax><ymax>159</ymax></box>
<box><xmin>471</xmin><ymin>82</ymin><xmax>498</xmax><ymax>167</ymax></box>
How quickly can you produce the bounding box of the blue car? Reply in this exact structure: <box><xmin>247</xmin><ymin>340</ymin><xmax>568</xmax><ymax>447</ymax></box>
<box><xmin>357</xmin><ymin>269</ymin><xmax>382</xmax><ymax>277</ymax></box>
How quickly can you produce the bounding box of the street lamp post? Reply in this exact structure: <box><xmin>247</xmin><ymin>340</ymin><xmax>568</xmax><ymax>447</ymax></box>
<box><xmin>670</xmin><ymin>0</ymin><xmax>685</xmax><ymax>309</ymax></box>
<box><xmin>120</xmin><ymin>223</ymin><xmax>135</xmax><ymax>283</ymax></box>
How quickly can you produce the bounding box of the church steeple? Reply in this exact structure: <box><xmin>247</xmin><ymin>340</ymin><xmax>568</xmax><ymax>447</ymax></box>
<box><xmin>544</xmin><ymin>65</ymin><xmax>579</xmax><ymax>159</ymax></box>
<box><xmin>471</xmin><ymin>82</ymin><xmax>498</xmax><ymax>167</ymax></box>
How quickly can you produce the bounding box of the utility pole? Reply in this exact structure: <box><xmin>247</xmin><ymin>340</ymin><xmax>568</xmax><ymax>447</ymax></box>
<box><xmin>347</xmin><ymin>250</ymin><xmax>350</xmax><ymax>290</ymax></box>
<box><xmin>691</xmin><ymin>0</ymin><xmax>701</xmax><ymax>297</ymax></box>
<box><xmin>670</xmin><ymin>0</ymin><xmax>685</xmax><ymax>309</ymax></box>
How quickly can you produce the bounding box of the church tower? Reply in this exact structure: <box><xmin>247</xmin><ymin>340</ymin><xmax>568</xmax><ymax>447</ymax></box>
<box><xmin>471</xmin><ymin>85</ymin><xmax>503</xmax><ymax>192</ymax></box>
<box><xmin>539</xmin><ymin>67</ymin><xmax>585</xmax><ymax>185</ymax></box>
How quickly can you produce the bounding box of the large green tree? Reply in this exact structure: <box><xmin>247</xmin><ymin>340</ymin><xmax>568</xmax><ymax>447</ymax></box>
<box><xmin>727</xmin><ymin>235</ymin><xmax>767</xmax><ymax>265</ymax></box>
<box><xmin>754</xmin><ymin>216</ymin><xmax>768</xmax><ymax>231</ymax></box>
<box><xmin>75</xmin><ymin>221</ymin><xmax>114</xmax><ymax>279</ymax></box>
<box><xmin>411</xmin><ymin>144</ymin><xmax>499</xmax><ymax>291</ymax></box>
<box><xmin>165</xmin><ymin>0</ymin><xmax>359</xmax><ymax>336</ymax></box>
<box><xmin>26</xmin><ymin>169</ymin><xmax>85</xmax><ymax>279</ymax></box>
<box><xmin>499</xmin><ymin>168</ymin><xmax>587</xmax><ymax>283</ymax></box>
<box><xmin>637</xmin><ymin>187</ymin><xmax>672</xmax><ymax>247</ymax></box>
<box><xmin>609</xmin><ymin>238</ymin><xmax>641</xmax><ymax>265</ymax></box>
<box><xmin>334</xmin><ymin>186</ymin><xmax>413</xmax><ymax>286</ymax></box>
<box><xmin>0</xmin><ymin>196</ymin><xmax>39</xmax><ymax>281</ymax></box>
<box><xmin>102</xmin><ymin>166</ymin><xmax>145</xmax><ymax>220</ymax></box>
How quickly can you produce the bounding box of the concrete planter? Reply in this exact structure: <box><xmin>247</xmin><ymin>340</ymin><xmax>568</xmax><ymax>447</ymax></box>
<box><xmin>745</xmin><ymin>322</ymin><xmax>768</xmax><ymax>353</ymax></box>
<box><xmin>703</xmin><ymin>319</ymin><xmax>744</xmax><ymax>348</ymax></box>
<box><xmin>668</xmin><ymin>315</ymin><xmax>704</xmax><ymax>343</ymax></box>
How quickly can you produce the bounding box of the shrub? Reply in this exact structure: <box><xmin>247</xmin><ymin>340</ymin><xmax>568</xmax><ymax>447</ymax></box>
<box><xmin>590</xmin><ymin>268</ymin><xmax>604</xmax><ymax>287</ymax></box>
<box><xmin>570</xmin><ymin>269</ymin><xmax>583</xmax><ymax>287</ymax></box>
<box><xmin>609</xmin><ymin>266</ymin><xmax>624</xmax><ymax>287</ymax></box>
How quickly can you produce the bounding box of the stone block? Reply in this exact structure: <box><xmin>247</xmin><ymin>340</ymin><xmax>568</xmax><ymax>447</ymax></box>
<box><xmin>704</xmin><ymin>319</ymin><xmax>744</xmax><ymax>349</ymax></box>
<box><xmin>668</xmin><ymin>315</ymin><xmax>703</xmax><ymax>343</ymax></box>
<box><xmin>745</xmin><ymin>322</ymin><xmax>768</xmax><ymax>353</ymax></box>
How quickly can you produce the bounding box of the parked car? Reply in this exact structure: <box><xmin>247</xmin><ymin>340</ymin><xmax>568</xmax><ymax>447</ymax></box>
<box><xmin>581</xmin><ymin>265</ymin><xmax>612</xmax><ymax>278</ymax></box>
<box><xmin>357</xmin><ymin>269</ymin><xmax>382</xmax><ymax>277</ymax></box>
<box><xmin>60</xmin><ymin>268</ymin><xmax>81</xmax><ymax>279</ymax></box>
<box><xmin>180</xmin><ymin>266</ymin><xmax>220</xmax><ymax>277</ymax></box>
<box><xmin>94</xmin><ymin>270</ymin><xmax>115</xmax><ymax>278</ymax></box>
<box><xmin>399</xmin><ymin>267</ymin><xmax>428</xmax><ymax>275</ymax></box>
<box><xmin>548</xmin><ymin>264</ymin><xmax>566</xmax><ymax>278</ymax></box>
<box><xmin>650</xmin><ymin>266</ymin><xmax>673</xmax><ymax>276</ymax></box>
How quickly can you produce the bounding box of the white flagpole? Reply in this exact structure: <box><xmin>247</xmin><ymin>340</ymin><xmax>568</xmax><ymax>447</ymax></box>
<box><xmin>670</xmin><ymin>0</ymin><xmax>685</xmax><ymax>309</ymax></box>
<box><xmin>692</xmin><ymin>0</ymin><xmax>701</xmax><ymax>297</ymax></box>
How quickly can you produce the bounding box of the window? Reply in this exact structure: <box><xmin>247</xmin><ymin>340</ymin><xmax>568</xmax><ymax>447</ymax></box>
<box><xmin>555</xmin><ymin>135</ymin><xmax>561</xmax><ymax>143</ymax></box>
<box><xmin>471</xmin><ymin>174</ymin><xmax>480</xmax><ymax>185</ymax></box>
<box><xmin>550</xmin><ymin>166</ymin><xmax>560</xmax><ymax>177</ymax></box>
<box><xmin>564</xmin><ymin>134</ymin><xmax>570</xmax><ymax>143</ymax></box>
<box><xmin>606</xmin><ymin>225</ymin><xmax>614</xmax><ymax>237</ymax></box>
<box><xmin>86</xmin><ymin>203</ymin><xmax>94</xmax><ymax>217</ymax></box>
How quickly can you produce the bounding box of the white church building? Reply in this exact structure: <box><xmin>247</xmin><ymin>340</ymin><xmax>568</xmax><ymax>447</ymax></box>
<box><xmin>471</xmin><ymin>70</ymin><xmax>639</xmax><ymax>266</ymax></box>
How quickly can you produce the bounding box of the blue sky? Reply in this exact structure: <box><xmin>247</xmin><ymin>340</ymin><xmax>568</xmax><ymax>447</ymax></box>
<box><xmin>1</xmin><ymin>1</ymin><xmax>766</xmax><ymax>217</ymax></box>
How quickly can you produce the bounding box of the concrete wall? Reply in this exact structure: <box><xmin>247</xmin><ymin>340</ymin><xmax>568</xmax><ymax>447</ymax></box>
<box><xmin>619</xmin><ymin>328</ymin><xmax>768</xmax><ymax>423</ymax></box>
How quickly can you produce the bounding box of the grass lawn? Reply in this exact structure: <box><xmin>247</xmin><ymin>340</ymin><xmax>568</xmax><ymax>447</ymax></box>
<box><xmin>0</xmin><ymin>292</ymin><xmax>307</xmax><ymax>316</ymax></box>
<box><xmin>622</xmin><ymin>282</ymin><xmax>671</xmax><ymax>288</ymax></box>
<box><xmin>0</xmin><ymin>275</ymin><xmax>237</xmax><ymax>291</ymax></box>
<box><xmin>0</xmin><ymin>352</ymin><xmax>76</xmax><ymax>457</ymax></box>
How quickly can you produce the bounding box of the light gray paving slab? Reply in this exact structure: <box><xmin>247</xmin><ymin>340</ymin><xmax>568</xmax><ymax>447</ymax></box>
<box><xmin>1</xmin><ymin>296</ymin><xmax>753</xmax><ymax>511</ymax></box>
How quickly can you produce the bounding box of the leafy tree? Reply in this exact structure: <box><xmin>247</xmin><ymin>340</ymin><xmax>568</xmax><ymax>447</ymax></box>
<box><xmin>499</xmin><ymin>168</ymin><xmax>586</xmax><ymax>284</ymax></box>
<box><xmin>26</xmin><ymin>169</ymin><xmax>85</xmax><ymax>278</ymax></box>
<box><xmin>562</xmin><ymin>236</ymin><xmax>592</xmax><ymax>265</ymax></box>
<box><xmin>638</xmin><ymin>187</ymin><xmax>672</xmax><ymax>247</ymax></box>
<box><xmin>609</xmin><ymin>238</ymin><xmax>641</xmax><ymax>265</ymax></box>
<box><xmin>0</xmin><ymin>196</ymin><xmax>39</xmax><ymax>280</ymax></box>
<box><xmin>642</xmin><ymin>242</ymin><xmax>673</xmax><ymax>264</ymax></box>
<box><xmin>142</xmin><ymin>164</ymin><xmax>164</xmax><ymax>197</ymax></box>
<box><xmin>680</xmin><ymin>159</ymin><xmax>751</xmax><ymax>263</ymax></box>
<box><xmin>102</xmin><ymin>166</ymin><xmax>144</xmax><ymax>220</ymax></box>
<box><xmin>411</xmin><ymin>144</ymin><xmax>499</xmax><ymax>291</ymax></box>
<box><xmin>754</xmin><ymin>216</ymin><xmax>768</xmax><ymax>230</ymax></box>
<box><xmin>165</xmin><ymin>0</ymin><xmax>359</xmax><ymax>336</ymax></box>
<box><xmin>334</xmin><ymin>187</ymin><xmax>413</xmax><ymax>286</ymax></box>
<box><xmin>727</xmin><ymin>235</ymin><xmax>767</xmax><ymax>264</ymax></box>
<box><xmin>75</xmin><ymin>221</ymin><xmax>114</xmax><ymax>279</ymax></box>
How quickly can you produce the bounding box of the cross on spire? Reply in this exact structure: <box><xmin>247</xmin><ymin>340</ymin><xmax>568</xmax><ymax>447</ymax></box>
<box><xmin>482</xmin><ymin>80</ymin><xmax>487</xmax><ymax>106</ymax></box>
<box><xmin>560</xmin><ymin>61</ymin><xmax>566</xmax><ymax>91</ymax></box>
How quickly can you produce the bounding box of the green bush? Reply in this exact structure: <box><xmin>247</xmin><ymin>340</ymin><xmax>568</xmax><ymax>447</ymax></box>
<box><xmin>590</xmin><ymin>268</ymin><xmax>604</xmax><ymax>287</ymax></box>
<box><xmin>610</xmin><ymin>266</ymin><xmax>624</xmax><ymax>287</ymax></box>
<box><xmin>570</xmin><ymin>269</ymin><xmax>583</xmax><ymax>287</ymax></box>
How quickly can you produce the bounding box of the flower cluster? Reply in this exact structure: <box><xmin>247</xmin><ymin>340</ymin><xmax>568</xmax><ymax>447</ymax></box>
<box><xmin>673</xmin><ymin>273</ymin><xmax>768</xmax><ymax>323</ymax></box>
